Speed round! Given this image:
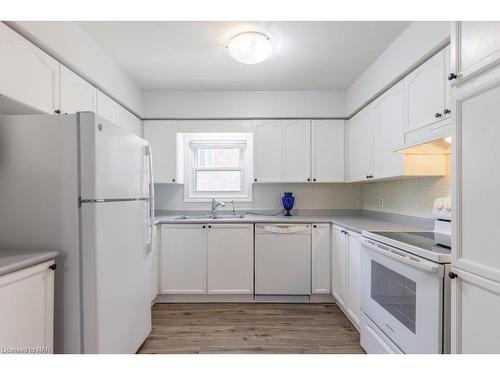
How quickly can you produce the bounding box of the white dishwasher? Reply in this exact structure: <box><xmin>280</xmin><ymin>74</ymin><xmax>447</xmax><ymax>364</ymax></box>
<box><xmin>255</xmin><ymin>224</ymin><xmax>311</xmax><ymax>295</ymax></box>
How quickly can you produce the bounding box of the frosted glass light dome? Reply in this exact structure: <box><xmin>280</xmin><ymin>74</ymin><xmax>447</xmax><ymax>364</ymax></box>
<box><xmin>226</xmin><ymin>32</ymin><xmax>273</xmax><ymax>65</ymax></box>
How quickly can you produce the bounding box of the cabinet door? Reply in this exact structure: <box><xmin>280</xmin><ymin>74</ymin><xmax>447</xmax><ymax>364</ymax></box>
<box><xmin>404</xmin><ymin>49</ymin><xmax>447</xmax><ymax>133</ymax></box>
<box><xmin>346</xmin><ymin>231</ymin><xmax>362</xmax><ymax>329</ymax></box>
<box><xmin>372</xmin><ymin>81</ymin><xmax>404</xmax><ymax>179</ymax></box>
<box><xmin>331</xmin><ymin>225</ymin><xmax>346</xmax><ymax>308</ymax></box>
<box><xmin>283</xmin><ymin>120</ymin><xmax>311</xmax><ymax>182</ymax></box>
<box><xmin>160</xmin><ymin>224</ymin><xmax>206</xmax><ymax>294</ymax></box>
<box><xmin>0</xmin><ymin>260</ymin><xmax>54</xmax><ymax>351</ymax></box>
<box><xmin>59</xmin><ymin>65</ymin><xmax>97</xmax><ymax>114</ymax></box>
<box><xmin>206</xmin><ymin>224</ymin><xmax>254</xmax><ymax>294</ymax></box>
<box><xmin>311</xmin><ymin>120</ymin><xmax>344</xmax><ymax>182</ymax></box>
<box><xmin>253</xmin><ymin>120</ymin><xmax>282</xmax><ymax>182</ymax></box>
<box><xmin>312</xmin><ymin>223</ymin><xmax>331</xmax><ymax>294</ymax></box>
<box><xmin>452</xmin><ymin>21</ymin><xmax>500</xmax><ymax>83</ymax></box>
<box><xmin>96</xmin><ymin>90</ymin><xmax>141</xmax><ymax>137</ymax></box>
<box><xmin>348</xmin><ymin>108</ymin><xmax>372</xmax><ymax>182</ymax></box>
<box><xmin>0</xmin><ymin>23</ymin><xmax>59</xmax><ymax>114</ymax></box>
<box><xmin>451</xmin><ymin>268</ymin><xmax>500</xmax><ymax>353</ymax></box>
<box><xmin>143</xmin><ymin>120</ymin><xmax>178</xmax><ymax>183</ymax></box>
<box><xmin>454</xmin><ymin>68</ymin><xmax>500</xmax><ymax>283</ymax></box>
<box><xmin>150</xmin><ymin>224</ymin><xmax>160</xmax><ymax>303</ymax></box>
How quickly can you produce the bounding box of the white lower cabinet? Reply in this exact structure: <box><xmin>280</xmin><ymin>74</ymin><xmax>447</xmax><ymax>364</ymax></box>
<box><xmin>312</xmin><ymin>223</ymin><xmax>331</xmax><ymax>294</ymax></box>
<box><xmin>161</xmin><ymin>224</ymin><xmax>207</xmax><ymax>294</ymax></box>
<box><xmin>0</xmin><ymin>260</ymin><xmax>55</xmax><ymax>352</ymax></box>
<box><xmin>207</xmin><ymin>224</ymin><xmax>254</xmax><ymax>294</ymax></box>
<box><xmin>161</xmin><ymin>223</ymin><xmax>254</xmax><ymax>296</ymax></box>
<box><xmin>149</xmin><ymin>224</ymin><xmax>160</xmax><ymax>303</ymax></box>
<box><xmin>331</xmin><ymin>224</ymin><xmax>361</xmax><ymax>330</ymax></box>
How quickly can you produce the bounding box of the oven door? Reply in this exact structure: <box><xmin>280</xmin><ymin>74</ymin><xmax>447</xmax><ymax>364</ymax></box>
<box><xmin>360</xmin><ymin>238</ymin><xmax>445</xmax><ymax>353</ymax></box>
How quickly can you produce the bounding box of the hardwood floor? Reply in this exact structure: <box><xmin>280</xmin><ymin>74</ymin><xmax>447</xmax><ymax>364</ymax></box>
<box><xmin>138</xmin><ymin>303</ymin><xmax>364</xmax><ymax>354</ymax></box>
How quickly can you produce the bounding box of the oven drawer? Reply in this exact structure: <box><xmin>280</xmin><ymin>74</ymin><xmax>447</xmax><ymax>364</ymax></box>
<box><xmin>360</xmin><ymin>312</ymin><xmax>403</xmax><ymax>354</ymax></box>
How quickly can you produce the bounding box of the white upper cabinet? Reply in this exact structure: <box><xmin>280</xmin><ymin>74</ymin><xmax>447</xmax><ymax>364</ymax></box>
<box><xmin>452</xmin><ymin>21</ymin><xmax>500</xmax><ymax>84</ymax></box>
<box><xmin>206</xmin><ymin>224</ymin><xmax>254</xmax><ymax>295</ymax></box>
<box><xmin>311</xmin><ymin>120</ymin><xmax>344</xmax><ymax>182</ymax></box>
<box><xmin>59</xmin><ymin>65</ymin><xmax>97</xmax><ymax>114</ymax></box>
<box><xmin>0</xmin><ymin>22</ymin><xmax>60</xmax><ymax>114</ymax></box>
<box><xmin>312</xmin><ymin>223</ymin><xmax>331</xmax><ymax>294</ymax></box>
<box><xmin>282</xmin><ymin>119</ymin><xmax>311</xmax><ymax>182</ymax></box>
<box><xmin>404</xmin><ymin>48</ymin><xmax>448</xmax><ymax>134</ymax></box>
<box><xmin>96</xmin><ymin>90</ymin><xmax>141</xmax><ymax>137</ymax></box>
<box><xmin>348</xmin><ymin>108</ymin><xmax>373</xmax><ymax>182</ymax></box>
<box><xmin>372</xmin><ymin>82</ymin><xmax>405</xmax><ymax>179</ymax></box>
<box><xmin>253</xmin><ymin>120</ymin><xmax>283</xmax><ymax>182</ymax></box>
<box><xmin>143</xmin><ymin>120</ymin><xmax>178</xmax><ymax>183</ymax></box>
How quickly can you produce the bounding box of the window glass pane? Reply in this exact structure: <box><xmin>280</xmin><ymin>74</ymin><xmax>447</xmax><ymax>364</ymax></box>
<box><xmin>197</xmin><ymin>148</ymin><xmax>240</xmax><ymax>168</ymax></box>
<box><xmin>371</xmin><ymin>260</ymin><xmax>417</xmax><ymax>333</ymax></box>
<box><xmin>196</xmin><ymin>170</ymin><xmax>241</xmax><ymax>192</ymax></box>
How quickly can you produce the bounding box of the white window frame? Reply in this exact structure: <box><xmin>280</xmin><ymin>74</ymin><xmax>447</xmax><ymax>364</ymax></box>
<box><xmin>183</xmin><ymin>133</ymin><xmax>253</xmax><ymax>202</ymax></box>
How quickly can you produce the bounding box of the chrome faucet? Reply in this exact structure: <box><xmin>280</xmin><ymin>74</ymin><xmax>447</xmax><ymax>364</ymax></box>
<box><xmin>210</xmin><ymin>198</ymin><xmax>226</xmax><ymax>217</ymax></box>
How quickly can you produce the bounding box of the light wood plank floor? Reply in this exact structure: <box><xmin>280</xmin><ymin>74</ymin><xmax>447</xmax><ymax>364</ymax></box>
<box><xmin>138</xmin><ymin>303</ymin><xmax>364</xmax><ymax>354</ymax></box>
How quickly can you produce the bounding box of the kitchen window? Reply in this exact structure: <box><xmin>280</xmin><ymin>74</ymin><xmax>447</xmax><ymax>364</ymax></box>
<box><xmin>183</xmin><ymin>133</ymin><xmax>253</xmax><ymax>202</ymax></box>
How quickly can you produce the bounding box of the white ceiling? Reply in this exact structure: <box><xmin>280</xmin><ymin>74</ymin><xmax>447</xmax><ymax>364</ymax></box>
<box><xmin>78</xmin><ymin>21</ymin><xmax>410</xmax><ymax>91</ymax></box>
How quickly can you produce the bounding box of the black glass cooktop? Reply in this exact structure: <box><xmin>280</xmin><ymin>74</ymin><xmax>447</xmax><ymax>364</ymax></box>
<box><xmin>370</xmin><ymin>231</ymin><xmax>451</xmax><ymax>254</ymax></box>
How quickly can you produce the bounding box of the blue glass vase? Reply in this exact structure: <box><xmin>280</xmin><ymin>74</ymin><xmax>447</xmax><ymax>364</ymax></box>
<box><xmin>282</xmin><ymin>192</ymin><xmax>295</xmax><ymax>216</ymax></box>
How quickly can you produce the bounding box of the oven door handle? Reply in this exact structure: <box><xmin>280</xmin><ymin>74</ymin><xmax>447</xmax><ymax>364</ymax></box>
<box><xmin>361</xmin><ymin>238</ymin><xmax>443</xmax><ymax>274</ymax></box>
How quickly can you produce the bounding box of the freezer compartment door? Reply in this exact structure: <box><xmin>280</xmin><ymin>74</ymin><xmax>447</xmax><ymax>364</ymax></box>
<box><xmin>81</xmin><ymin>200</ymin><xmax>151</xmax><ymax>353</ymax></box>
<box><xmin>79</xmin><ymin>112</ymin><xmax>150</xmax><ymax>200</ymax></box>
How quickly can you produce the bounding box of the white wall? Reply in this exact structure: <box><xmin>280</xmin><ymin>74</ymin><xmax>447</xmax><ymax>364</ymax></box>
<box><xmin>144</xmin><ymin>90</ymin><xmax>346</xmax><ymax>118</ymax></box>
<box><xmin>361</xmin><ymin>156</ymin><xmax>451</xmax><ymax>218</ymax></box>
<box><xmin>346</xmin><ymin>21</ymin><xmax>451</xmax><ymax>115</ymax></box>
<box><xmin>6</xmin><ymin>21</ymin><xmax>144</xmax><ymax>116</ymax></box>
<box><xmin>156</xmin><ymin>183</ymin><xmax>362</xmax><ymax>211</ymax></box>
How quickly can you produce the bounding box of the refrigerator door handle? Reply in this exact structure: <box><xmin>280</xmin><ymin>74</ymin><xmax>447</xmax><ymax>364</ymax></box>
<box><xmin>145</xmin><ymin>145</ymin><xmax>155</xmax><ymax>253</ymax></box>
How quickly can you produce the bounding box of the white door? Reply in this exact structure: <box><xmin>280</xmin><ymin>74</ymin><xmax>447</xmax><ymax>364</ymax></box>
<box><xmin>253</xmin><ymin>120</ymin><xmax>282</xmax><ymax>182</ymax></box>
<box><xmin>143</xmin><ymin>120</ymin><xmax>178</xmax><ymax>183</ymax></box>
<box><xmin>161</xmin><ymin>224</ymin><xmax>207</xmax><ymax>294</ymax></box>
<box><xmin>451</xmin><ymin>66</ymin><xmax>500</xmax><ymax>353</ymax></box>
<box><xmin>372</xmin><ymin>82</ymin><xmax>405</xmax><ymax>179</ymax></box>
<box><xmin>59</xmin><ymin>65</ymin><xmax>97</xmax><ymax>114</ymax></box>
<box><xmin>0</xmin><ymin>260</ymin><xmax>54</xmax><ymax>352</ymax></box>
<box><xmin>452</xmin><ymin>21</ymin><xmax>500</xmax><ymax>83</ymax></box>
<box><xmin>206</xmin><ymin>224</ymin><xmax>254</xmax><ymax>294</ymax></box>
<box><xmin>282</xmin><ymin>120</ymin><xmax>311</xmax><ymax>182</ymax></box>
<box><xmin>311</xmin><ymin>120</ymin><xmax>344</xmax><ymax>182</ymax></box>
<box><xmin>81</xmin><ymin>200</ymin><xmax>151</xmax><ymax>353</ymax></box>
<box><xmin>0</xmin><ymin>22</ymin><xmax>59</xmax><ymax>114</ymax></box>
<box><xmin>348</xmin><ymin>108</ymin><xmax>373</xmax><ymax>182</ymax></box>
<box><xmin>346</xmin><ymin>231</ymin><xmax>362</xmax><ymax>329</ymax></box>
<box><xmin>331</xmin><ymin>225</ymin><xmax>347</xmax><ymax>308</ymax></box>
<box><xmin>450</xmin><ymin>269</ymin><xmax>500</xmax><ymax>353</ymax></box>
<box><xmin>404</xmin><ymin>50</ymin><xmax>447</xmax><ymax>133</ymax></box>
<box><xmin>79</xmin><ymin>112</ymin><xmax>150</xmax><ymax>200</ymax></box>
<box><xmin>312</xmin><ymin>223</ymin><xmax>331</xmax><ymax>294</ymax></box>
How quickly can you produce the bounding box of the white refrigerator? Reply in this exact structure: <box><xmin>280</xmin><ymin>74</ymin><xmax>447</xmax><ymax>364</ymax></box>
<box><xmin>0</xmin><ymin>112</ymin><xmax>153</xmax><ymax>353</ymax></box>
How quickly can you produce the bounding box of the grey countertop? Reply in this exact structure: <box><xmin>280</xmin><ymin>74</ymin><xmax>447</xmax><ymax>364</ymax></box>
<box><xmin>155</xmin><ymin>212</ymin><xmax>426</xmax><ymax>233</ymax></box>
<box><xmin>0</xmin><ymin>250</ymin><xmax>58</xmax><ymax>277</ymax></box>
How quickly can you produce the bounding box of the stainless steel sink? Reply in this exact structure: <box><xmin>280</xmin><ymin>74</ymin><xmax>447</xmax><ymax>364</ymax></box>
<box><xmin>173</xmin><ymin>214</ymin><xmax>245</xmax><ymax>220</ymax></box>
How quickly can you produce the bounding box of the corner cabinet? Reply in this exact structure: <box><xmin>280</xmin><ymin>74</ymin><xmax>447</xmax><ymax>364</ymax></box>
<box><xmin>331</xmin><ymin>225</ymin><xmax>361</xmax><ymax>330</ymax></box>
<box><xmin>311</xmin><ymin>120</ymin><xmax>345</xmax><ymax>182</ymax></box>
<box><xmin>0</xmin><ymin>260</ymin><xmax>55</xmax><ymax>352</ymax></box>
<box><xmin>143</xmin><ymin>120</ymin><xmax>179</xmax><ymax>183</ymax></box>
<box><xmin>0</xmin><ymin>22</ymin><xmax>60</xmax><ymax>114</ymax></box>
<box><xmin>160</xmin><ymin>224</ymin><xmax>254</xmax><ymax>296</ymax></box>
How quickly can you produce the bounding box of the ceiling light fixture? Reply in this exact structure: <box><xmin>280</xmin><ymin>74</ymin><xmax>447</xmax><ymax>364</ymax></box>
<box><xmin>226</xmin><ymin>32</ymin><xmax>273</xmax><ymax>65</ymax></box>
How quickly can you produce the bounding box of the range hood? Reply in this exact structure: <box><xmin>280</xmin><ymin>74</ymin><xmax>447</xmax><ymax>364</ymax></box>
<box><xmin>397</xmin><ymin>137</ymin><xmax>452</xmax><ymax>155</ymax></box>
